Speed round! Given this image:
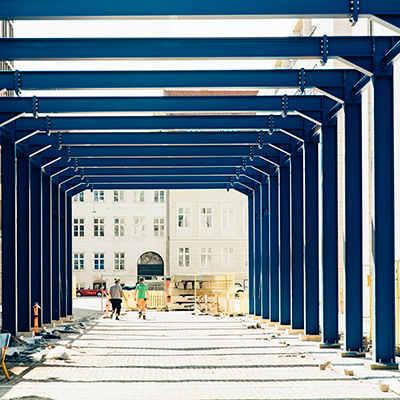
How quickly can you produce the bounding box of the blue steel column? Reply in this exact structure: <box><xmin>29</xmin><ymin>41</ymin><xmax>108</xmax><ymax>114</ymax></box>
<box><xmin>343</xmin><ymin>104</ymin><xmax>363</xmax><ymax>351</ymax></box>
<box><xmin>31</xmin><ymin>165</ymin><xmax>43</xmax><ymax>328</ymax></box>
<box><xmin>261</xmin><ymin>182</ymin><xmax>270</xmax><ymax>320</ymax></box>
<box><xmin>279</xmin><ymin>164</ymin><xmax>291</xmax><ymax>326</ymax></box>
<box><xmin>66</xmin><ymin>195</ymin><xmax>73</xmax><ymax>317</ymax></box>
<box><xmin>51</xmin><ymin>182</ymin><xmax>60</xmax><ymax>322</ymax></box>
<box><xmin>291</xmin><ymin>154</ymin><xmax>304</xmax><ymax>329</ymax></box>
<box><xmin>372</xmin><ymin>74</ymin><xmax>395</xmax><ymax>364</ymax></box>
<box><xmin>248</xmin><ymin>192</ymin><xmax>255</xmax><ymax>315</ymax></box>
<box><xmin>17</xmin><ymin>154</ymin><xmax>31</xmax><ymax>333</ymax></box>
<box><xmin>42</xmin><ymin>174</ymin><xmax>52</xmax><ymax>324</ymax></box>
<box><xmin>254</xmin><ymin>187</ymin><xmax>262</xmax><ymax>316</ymax></box>
<box><xmin>59</xmin><ymin>189</ymin><xmax>66</xmax><ymax>318</ymax></box>
<box><xmin>1</xmin><ymin>142</ymin><xmax>18</xmax><ymax>336</ymax></box>
<box><xmin>321</xmin><ymin>123</ymin><xmax>339</xmax><ymax>344</ymax></box>
<box><xmin>269</xmin><ymin>173</ymin><xmax>279</xmax><ymax>322</ymax></box>
<box><xmin>304</xmin><ymin>140</ymin><xmax>320</xmax><ymax>335</ymax></box>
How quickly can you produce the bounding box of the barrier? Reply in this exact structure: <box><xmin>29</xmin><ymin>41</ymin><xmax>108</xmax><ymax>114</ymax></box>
<box><xmin>122</xmin><ymin>290</ymin><xmax>136</xmax><ymax>310</ymax></box>
<box><xmin>148</xmin><ymin>291</ymin><xmax>167</xmax><ymax>310</ymax></box>
<box><xmin>218</xmin><ymin>292</ymin><xmax>248</xmax><ymax>315</ymax></box>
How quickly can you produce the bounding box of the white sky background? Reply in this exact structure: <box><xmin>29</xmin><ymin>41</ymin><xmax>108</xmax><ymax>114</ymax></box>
<box><xmin>13</xmin><ymin>19</ymin><xmax>295</xmax><ymax>98</ymax></box>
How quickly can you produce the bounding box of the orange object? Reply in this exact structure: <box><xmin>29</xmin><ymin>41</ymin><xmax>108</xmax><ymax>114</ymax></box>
<box><xmin>33</xmin><ymin>303</ymin><xmax>40</xmax><ymax>334</ymax></box>
<box><xmin>166</xmin><ymin>277</ymin><xmax>171</xmax><ymax>303</ymax></box>
<box><xmin>339</xmin><ymin>287</ymin><xmax>343</xmax><ymax>314</ymax></box>
<box><xmin>214</xmin><ymin>294</ymin><xmax>218</xmax><ymax>315</ymax></box>
<box><xmin>105</xmin><ymin>295</ymin><xmax>111</xmax><ymax>318</ymax></box>
<box><xmin>204</xmin><ymin>295</ymin><xmax>208</xmax><ymax>313</ymax></box>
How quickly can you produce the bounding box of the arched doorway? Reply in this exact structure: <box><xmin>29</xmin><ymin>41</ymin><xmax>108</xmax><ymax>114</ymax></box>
<box><xmin>137</xmin><ymin>252</ymin><xmax>164</xmax><ymax>278</ymax></box>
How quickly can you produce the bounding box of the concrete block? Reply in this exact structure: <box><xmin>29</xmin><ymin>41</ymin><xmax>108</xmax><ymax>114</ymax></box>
<box><xmin>396</xmin><ymin>347</ymin><xmax>400</xmax><ymax>356</ymax></box>
<box><xmin>253</xmin><ymin>315</ymin><xmax>261</xmax><ymax>320</ymax></box>
<box><xmin>364</xmin><ymin>361</ymin><xmax>399</xmax><ymax>370</ymax></box>
<box><xmin>381</xmin><ymin>384</ymin><xmax>390</xmax><ymax>392</ymax></box>
<box><xmin>43</xmin><ymin>323</ymin><xmax>56</xmax><ymax>328</ymax></box>
<box><xmin>17</xmin><ymin>331</ymin><xmax>35</xmax><ymax>338</ymax></box>
<box><xmin>344</xmin><ymin>369</ymin><xmax>354</xmax><ymax>376</ymax></box>
<box><xmin>299</xmin><ymin>334</ymin><xmax>322</xmax><ymax>342</ymax></box>
<box><xmin>338</xmin><ymin>351</ymin><xmax>365</xmax><ymax>358</ymax></box>
<box><xmin>286</xmin><ymin>329</ymin><xmax>304</xmax><ymax>335</ymax></box>
<box><xmin>266</xmin><ymin>321</ymin><xmax>279</xmax><ymax>327</ymax></box>
<box><xmin>260</xmin><ymin>319</ymin><xmax>269</xmax><ymax>324</ymax></box>
<box><xmin>318</xmin><ymin>343</ymin><xmax>341</xmax><ymax>349</ymax></box>
<box><xmin>275</xmin><ymin>324</ymin><xmax>291</xmax><ymax>331</ymax></box>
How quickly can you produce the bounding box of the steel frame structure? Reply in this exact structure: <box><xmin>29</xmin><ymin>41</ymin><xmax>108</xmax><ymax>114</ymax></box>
<box><xmin>0</xmin><ymin>2</ymin><xmax>399</xmax><ymax>366</ymax></box>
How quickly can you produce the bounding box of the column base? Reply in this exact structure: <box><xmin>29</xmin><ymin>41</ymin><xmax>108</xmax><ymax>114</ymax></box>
<box><xmin>17</xmin><ymin>331</ymin><xmax>35</xmax><ymax>338</ymax></box>
<box><xmin>337</xmin><ymin>351</ymin><xmax>365</xmax><ymax>358</ymax></box>
<box><xmin>286</xmin><ymin>329</ymin><xmax>304</xmax><ymax>335</ymax></box>
<box><xmin>275</xmin><ymin>324</ymin><xmax>291</xmax><ymax>331</ymax></box>
<box><xmin>318</xmin><ymin>343</ymin><xmax>341</xmax><ymax>349</ymax></box>
<box><xmin>364</xmin><ymin>361</ymin><xmax>398</xmax><ymax>370</ymax></box>
<box><xmin>260</xmin><ymin>319</ymin><xmax>269</xmax><ymax>324</ymax></box>
<box><xmin>300</xmin><ymin>334</ymin><xmax>322</xmax><ymax>342</ymax></box>
<box><xmin>266</xmin><ymin>321</ymin><xmax>279</xmax><ymax>327</ymax></box>
<box><xmin>43</xmin><ymin>323</ymin><xmax>56</xmax><ymax>328</ymax></box>
<box><xmin>67</xmin><ymin>315</ymin><xmax>75</xmax><ymax>319</ymax></box>
<box><xmin>253</xmin><ymin>315</ymin><xmax>261</xmax><ymax>320</ymax></box>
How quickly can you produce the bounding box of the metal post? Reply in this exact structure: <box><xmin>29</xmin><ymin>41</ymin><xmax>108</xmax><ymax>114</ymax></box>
<box><xmin>279</xmin><ymin>164</ymin><xmax>291</xmax><ymax>326</ymax></box>
<box><xmin>66</xmin><ymin>195</ymin><xmax>73</xmax><ymax>317</ymax></box>
<box><xmin>261</xmin><ymin>182</ymin><xmax>270</xmax><ymax>320</ymax></box>
<box><xmin>30</xmin><ymin>165</ymin><xmax>43</xmax><ymax>328</ymax></box>
<box><xmin>1</xmin><ymin>143</ymin><xmax>18</xmax><ymax>336</ymax></box>
<box><xmin>343</xmin><ymin>103</ymin><xmax>363</xmax><ymax>351</ymax></box>
<box><xmin>304</xmin><ymin>140</ymin><xmax>320</xmax><ymax>335</ymax></box>
<box><xmin>291</xmin><ymin>154</ymin><xmax>304</xmax><ymax>329</ymax></box>
<box><xmin>17</xmin><ymin>154</ymin><xmax>31</xmax><ymax>333</ymax></box>
<box><xmin>248</xmin><ymin>192</ymin><xmax>255</xmax><ymax>315</ymax></box>
<box><xmin>371</xmin><ymin>74</ymin><xmax>395</xmax><ymax>364</ymax></box>
<box><xmin>42</xmin><ymin>174</ymin><xmax>52</xmax><ymax>324</ymax></box>
<box><xmin>59</xmin><ymin>189</ymin><xmax>66</xmax><ymax>318</ymax></box>
<box><xmin>321</xmin><ymin>123</ymin><xmax>339</xmax><ymax>344</ymax></box>
<box><xmin>51</xmin><ymin>182</ymin><xmax>60</xmax><ymax>322</ymax></box>
<box><xmin>269</xmin><ymin>174</ymin><xmax>279</xmax><ymax>322</ymax></box>
<box><xmin>254</xmin><ymin>188</ymin><xmax>262</xmax><ymax>316</ymax></box>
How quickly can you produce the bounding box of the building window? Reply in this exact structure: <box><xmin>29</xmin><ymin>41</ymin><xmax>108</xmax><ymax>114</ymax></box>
<box><xmin>113</xmin><ymin>190</ymin><xmax>125</xmax><ymax>202</ymax></box>
<box><xmin>94</xmin><ymin>218</ymin><xmax>105</xmax><ymax>237</ymax></box>
<box><xmin>114</xmin><ymin>253</ymin><xmax>125</xmax><ymax>270</ymax></box>
<box><xmin>222</xmin><ymin>248</ymin><xmax>235</xmax><ymax>268</ymax></box>
<box><xmin>94</xmin><ymin>253</ymin><xmax>105</xmax><ymax>270</ymax></box>
<box><xmin>133</xmin><ymin>217</ymin><xmax>146</xmax><ymax>237</ymax></box>
<box><xmin>154</xmin><ymin>190</ymin><xmax>165</xmax><ymax>203</ymax></box>
<box><xmin>222</xmin><ymin>207</ymin><xmax>234</xmax><ymax>229</ymax></box>
<box><xmin>73</xmin><ymin>253</ymin><xmax>84</xmax><ymax>270</ymax></box>
<box><xmin>93</xmin><ymin>190</ymin><xmax>104</xmax><ymax>202</ymax></box>
<box><xmin>133</xmin><ymin>190</ymin><xmax>145</xmax><ymax>203</ymax></box>
<box><xmin>114</xmin><ymin>218</ymin><xmax>125</xmax><ymax>237</ymax></box>
<box><xmin>178</xmin><ymin>207</ymin><xmax>190</xmax><ymax>228</ymax></box>
<box><xmin>200</xmin><ymin>207</ymin><xmax>212</xmax><ymax>228</ymax></box>
<box><xmin>73</xmin><ymin>192</ymin><xmax>85</xmax><ymax>202</ymax></box>
<box><xmin>178</xmin><ymin>247</ymin><xmax>190</xmax><ymax>267</ymax></box>
<box><xmin>201</xmin><ymin>247</ymin><xmax>212</xmax><ymax>268</ymax></box>
<box><xmin>73</xmin><ymin>218</ymin><xmax>85</xmax><ymax>237</ymax></box>
<box><xmin>154</xmin><ymin>218</ymin><xmax>165</xmax><ymax>237</ymax></box>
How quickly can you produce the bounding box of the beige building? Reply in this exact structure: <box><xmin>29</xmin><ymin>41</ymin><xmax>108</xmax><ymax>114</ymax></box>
<box><xmin>72</xmin><ymin>189</ymin><xmax>249</xmax><ymax>290</ymax></box>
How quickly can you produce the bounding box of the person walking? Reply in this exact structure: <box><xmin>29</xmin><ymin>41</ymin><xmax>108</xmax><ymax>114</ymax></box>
<box><xmin>108</xmin><ymin>278</ymin><xmax>127</xmax><ymax>320</ymax></box>
<box><xmin>134</xmin><ymin>277</ymin><xmax>149</xmax><ymax>319</ymax></box>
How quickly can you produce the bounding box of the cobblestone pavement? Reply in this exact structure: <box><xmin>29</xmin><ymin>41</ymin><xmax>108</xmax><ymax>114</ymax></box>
<box><xmin>0</xmin><ymin>311</ymin><xmax>399</xmax><ymax>399</ymax></box>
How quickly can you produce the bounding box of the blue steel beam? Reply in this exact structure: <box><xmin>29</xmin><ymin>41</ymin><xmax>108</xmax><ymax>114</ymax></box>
<box><xmin>68</xmin><ymin>183</ymin><xmax>240</xmax><ymax>191</ymax></box>
<box><xmin>26</xmin><ymin>131</ymin><xmax>301</xmax><ymax>146</ymax></box>
<box><xmin>15</xmin><ymin>115</ymin><xmax>307</xmax><ymax>132</ymax></box>
<box><xmin>1</xmin><ymin>0</ymin><xmax>398</xmax><ymax>22</ymax></box>
<box><xmin>261</xmin><ymin>182</ymin><xmax>269</xmax><ymax>320</ymax></box>
<box><xmin>0</xmin><ymin>95</ymin><xmax>334</xmax><ymax>115</ymax></box>
<box><xmin>51</xmin><ymin>183</ymin><xmax>60</xmax><ymax>322</ymax></box>
<box><xmin>0</xmin><ymin>70</ymin><xmax>362</xmax><ymax>101</ymax></box>
<box><xmin>254</xmin><ymin>188</ymin><xmax>262</xmax><ymax>316</ymax></box>
<box><xmin>64</xmin><ymin>176</ymin><xmax>233</xmax><ymax>184</ymax></box>
<box><xmin>1</xmin><ymin>37</ymin><xmax>398</xmax><ymax>74</ymax></box>
<box><xmin>248</xmin><ymin>192</ymin><xmax>255</xmax><ymax>315</ymax></box>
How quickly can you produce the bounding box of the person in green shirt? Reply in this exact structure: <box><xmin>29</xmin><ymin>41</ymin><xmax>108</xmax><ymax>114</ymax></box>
<box><xmin>134</xmin><ymin>277</ymin><xmax>149</xmax><ymax>319</ymax></box>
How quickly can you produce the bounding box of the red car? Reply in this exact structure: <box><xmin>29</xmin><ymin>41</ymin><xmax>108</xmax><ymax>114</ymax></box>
<box><xmin>76</xmin><ymin>288</ymin><xmax>107</xmax><ymax>297</ymax></box>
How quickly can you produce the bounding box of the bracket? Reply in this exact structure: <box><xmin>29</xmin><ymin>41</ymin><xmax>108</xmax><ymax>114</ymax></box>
<box><xmin>80</xmin><ymin>167</ymin><xmax>84</xmax><ymax>180</ymax></box>
<box><xmin>45</xmin><ymin>115</ymin><xmax>51</xmax><ymax>136</ymax></box>
<box><xmin>30</xmin><ymin>156</ymin><xmax>38</xmax><ymax>166</ymax></box>
<box><xmin>321</xmin><ymin>35</ymin><xmax>328</xmax><ymax>66</ymax></box>
<box><xmin>230</xmin><ymin>176</ymin><xmax>235</xmax><ymax>186</ymax></box>
<box><xmin>0</xmin><ymin>126</ymin><xmax>10</xmax><ymax>141</ymax></box>
<box><xmin>281</xmin><ymin>94</ymin><xmax>288</xmax><ymax>118</ymax></box>
<box><xmin>66</xmin><ymin>146</ymin><xmax>71</xmax><ymax>162</ymax></box>
<box><xmin>263</xmin><ymin>208</ymin><xmax>269</xmax><ymax>217</ymax></box>
<box><xmin>56</xmin><ymin>131</ymin><xmax>62</xmax><ymax>150</ymax></box>
<box><xmin>14</xmin><ymin>70</ymin><xmax>21</xmax><ymax>97</ymax></box>
<box><xmin>73</xmin><ymin>158</ymin><xmax>78</xmax><ymax>172</ymax></box>
<box><xmin>295</xmin><ymin>141</ymin><xmax>304</xmax><ymax>153</ymax></box>
<box><xmin>16</xmin><ymin>144</ymin><xmax>25</xmax><ymax>156</ymax></box>
<box><xmin>226</xmin><ymin>182</ymin><xmax>231</xmax><ymax>192</ymax></box>
<box><xmin>85</xmin><ymin>177</ymin><xmax>90</xmax><ymax>188</ymax></box>
<box><xmin>268</xmin><ymin>115</ymin><xmax>274</xmax><ymax>135</ymax></box>
<box><xmin>349</xmin><ymin>0</ymin><xmax>359</xmax><ymax>26</ymax></box>
<box><xmin>249</xmin><ymin>146</ymin><xmax>255</xmax><ymax>161</ymax></box>
<box><xmin>236</xmin><ymin>167</ymin><xmax>241</xmax><ymax>179</ymax></box>
<box><xmin>258</xmin><ymin>130</ymin><xmax>264</xmax><ymax>149</ymax></box>
<box><xmin>284</xmin><ymin>155</ymin><xmax>291</xmax><ymax>165</ymax></box>
<box><xmin>299</xmin><ymin>68</ymin><xmax>305</xmax><ymax>94</ymax></box>
<box><xmin>32</xmin><ymin>96</ymin><xmax>39</xmax><ymax>119</ymax></box>
<box><xmin>242</xmin><ymin>156</ymin><xmax>248</xmax><ymax>171</ymax></box>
